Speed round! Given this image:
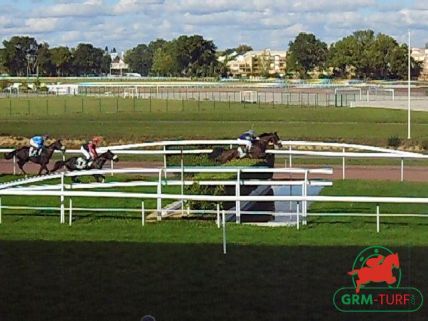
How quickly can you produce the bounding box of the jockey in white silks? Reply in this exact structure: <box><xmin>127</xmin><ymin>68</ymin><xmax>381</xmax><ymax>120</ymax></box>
<box><xmin>237</xmin><ymin>130</ymin><xmax>256</xmax><ymax>158</ymax></box>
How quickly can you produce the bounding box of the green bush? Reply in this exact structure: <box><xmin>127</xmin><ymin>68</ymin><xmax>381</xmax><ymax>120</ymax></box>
<box><xmin>184</xmin><ymin>157</ymin><xmax>269</xmax><ymax>213</ymax></box>
<box><xmin>387</xmin><ymin>135</ymin><xmax>401</xmax><ymax>148</ymax></box>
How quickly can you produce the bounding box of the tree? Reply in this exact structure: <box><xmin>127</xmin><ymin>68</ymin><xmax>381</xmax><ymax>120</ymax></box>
<box><xmin>50</xmin><ymin>46</ymin><xmax>72</xmax><ymax>76</ymax></box>
<box><xmin>37</xmin><ymin>42</ymin><xmax>55</xmax><ymax>76</ymax></box>
<box><xmin>255</xmin><ymin>52</ymin><xmax>271</xmax><ymax>77</ymax></box>
<box><xmin>235</xmin><ymin>44</ymin><xmax>253</xmax><ymax>55</ymax></box>
<box><xmin>328</xmin><ymin>30</ymin><xmax>421</xmax><ymax>79</ymax></box>
<box><xmin>2</xmin><ymin>36</ymin><xmax>38</xmax><ymax>76</ymax></box>
<box><xmin>171</xmin><ymin>35</ymin><xmax>218</xmax><ymax>77</ymax></box>
<box><xmin>72</xmin><ymin>43</ymin><xmax>105</xmax><ymax>76</ymax></box>
<box><xmin>151</xmin><ymin>48</ymin><xmax>176</xmax><ymax>76</ymax></box>
<box><xmin>286</xmin><ymin>32</ymin><xmax>328</xmax><ymax>78</ymax></box>
<box><xmin>101</xmin><ymin>53</ymin><xmax>112</xmax><ymax>75</ymax></box>
<box><xmin>125</xmin><ymin>44</ymin><xmax>152</xmax><ymax>76</ymax></box>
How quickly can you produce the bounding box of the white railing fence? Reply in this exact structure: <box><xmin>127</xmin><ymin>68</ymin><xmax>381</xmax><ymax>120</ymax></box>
<box><xmin>1</xmin><ymin>139</ymin><xmax>426</xmax><ymax>181</ymax></box>
<box><xmin>0</xmin><ymin>166</ymin><xmax>332</xmax><ymax>225</ymax></box>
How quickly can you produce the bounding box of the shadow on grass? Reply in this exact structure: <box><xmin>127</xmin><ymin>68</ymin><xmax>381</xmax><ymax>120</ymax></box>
<box><xmin>0</xmin><ymin>242</ymin><xmax>427</xmax><ymax>321</ymax></box>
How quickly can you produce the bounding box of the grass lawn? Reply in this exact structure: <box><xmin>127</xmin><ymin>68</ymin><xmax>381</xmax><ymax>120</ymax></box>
<box><xmin>1</xmin><ymin>179</ymin><xmax>428</xmax><ymax>320</ymax></box>
<box><xmin>1</xmin><ymin>97</ymin><xmax>428</xmax><ymax>147</ymax></box>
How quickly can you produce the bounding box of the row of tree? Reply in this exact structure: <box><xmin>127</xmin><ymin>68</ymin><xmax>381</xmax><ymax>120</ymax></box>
<box><xmin>0</xmin><ymin>36</ymin><xmax>111</xmax><ymax>77</ymax></box>
<box><xmin>286</xmin><ymin>30</ymin><xmax>421</xmax><ymax>79</ymax></box>
<box><xmin>0</xmin><ymin>30</ymin><xmax>422</xmax><ymax>79</ymax></box>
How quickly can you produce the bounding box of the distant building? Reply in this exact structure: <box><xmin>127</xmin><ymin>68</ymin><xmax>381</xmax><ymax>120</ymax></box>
<box><xmin>110</xmin><ymin>52</ymin><xmax>129</xmax><ymax>76</ymax></box>
<box><xmin>411</xmin><ymin>48</ymin><xmax>428</xmax><ymax>80</ymax></box>
<box><xmin>220</xmin><ymin>49</ymin><xmax>287</xmax><ymax>77</ymax></box>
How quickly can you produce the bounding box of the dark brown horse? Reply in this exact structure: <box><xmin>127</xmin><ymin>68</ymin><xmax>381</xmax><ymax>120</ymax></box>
<box><xmin>209</xmin><ymin>132</ymin><xmax>282</xmax><ymax>164</ymax></box>
<box><xmin>51</xmin><ymin>150</ymin><xmax>119</xmax><ymax>183</ymax></box>
<box><xmin>4</xmin><ymin>140</ymin><xmax>65</xmax><ymax>175</ymax></box>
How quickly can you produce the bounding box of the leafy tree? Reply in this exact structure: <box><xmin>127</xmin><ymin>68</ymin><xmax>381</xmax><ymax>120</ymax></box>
<box><xmin>36</xmin><ymin>42</ymin><xmax>55</xmax><ymax>76</ymax></box>
<box><xmin>151</xmin><ymin>48</ymin><xmax>176</xmax><ymax>76</ymax></box>
<box><xmin>125</xmin><ymin>44</ymin><xmax>152</xmax><ymax>76</ymax></box>
<box><xmin>328</xmin><ymin>30</ymin><xmax>421</xmax><ymax>79</ymax></box>
<box><xmin>50</xmin><ymin>46</ymin><xmax>72</xmax><ymax>76</ymax></box>
<box><xmin>72</xmin><ymin>43</ymin><xmax>105</xmax><ymax>76</ymax></box>
<box><xmin>2</xmin><ymin>36</ymin><xmax>38</xmax><ymax>76</ymax></box>
<box><xmin>286</xmin><ymin>32</ymin><xmax>328</xmax><ymax>78</ymax></box>
<box><xmin>235</xmin><ymin>44</ymin><xmax>253</xmax><ymax>55</ymax></box>
<box><xmin>171</xmin><ymin>35</ymin><xmax>218</xmax><ymax>77</ymax></box>
<box><xmin>101</xmin><ymin>53</ymin><xmax>112</xmax><ymax>75</ymax></box>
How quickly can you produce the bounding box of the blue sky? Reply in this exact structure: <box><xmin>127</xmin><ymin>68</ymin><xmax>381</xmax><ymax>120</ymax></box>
<box><xmin>0</xmin><ymin>0</ymin><xmax>426</xmax><ymax>51</ymax></box>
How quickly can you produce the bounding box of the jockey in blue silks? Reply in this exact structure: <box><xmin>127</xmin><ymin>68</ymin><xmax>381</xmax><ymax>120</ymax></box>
<box><xmin>237</xmin><ymin>129</ymin><xmax>256</xmax><ymax>158</ymax></box>
<box><xmin>29</xmin><ymin>134</ymin><xmax>49</xmax><ymax>157</ymax></box>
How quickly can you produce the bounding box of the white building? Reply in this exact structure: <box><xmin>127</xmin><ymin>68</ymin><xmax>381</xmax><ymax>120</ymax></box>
<box><xmin>220</xmin><ymin>49</ymin><xmax>287</xmax><ymax>77</ymax></box>
<box><xmin>110</xmin><ymin>52</ymin><xmax>129</xmax><ymax>76</ymax></box>
<box><xmin>411</xmin><ymin>48</ymin><xmax>428</xmax><ymax>80</ymax></box>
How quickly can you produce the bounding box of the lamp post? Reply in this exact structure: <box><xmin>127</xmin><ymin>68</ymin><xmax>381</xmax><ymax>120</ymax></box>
<box><xmin>408</xmin><ymin>31</ymin><xmax>411</xmax><ymax>140</ymax></box>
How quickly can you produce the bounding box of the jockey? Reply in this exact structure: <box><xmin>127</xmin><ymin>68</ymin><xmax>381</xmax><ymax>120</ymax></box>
<box><xmin>237</xmin><ymin>129</ymin><xmax>256</xmax><ymax>158</ymax></box>
<box><xmin>80</xmin><ymin>136</ymin><xmax>103</xmax><ymax>166</ymax></box>
<box><xmin>29</xmin><ymin>134</ymin><xmax>49</xmax><ymax>157</ymax></box>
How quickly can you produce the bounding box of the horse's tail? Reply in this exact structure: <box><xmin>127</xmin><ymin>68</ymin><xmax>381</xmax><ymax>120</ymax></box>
<box><xmin>208</xmin><ymin>147</ymin><xmax>224</xmax><ymax>160</ymax></box>
<box><xmin>348</xmin><ymin>269</ymin><xmax>359</xmax><ymax>276</ymax></box>
<box><xmin>51</xmin><ymin>160</ymin><xmax>65</xmax><ymax>172</ymax></box>
<box><xmin>4</xmin><ymin>150</ymin><xmax>17</xmax><ymax>160</ymax></box>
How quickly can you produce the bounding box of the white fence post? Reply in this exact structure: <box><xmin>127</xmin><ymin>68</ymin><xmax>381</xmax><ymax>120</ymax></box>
<box><xmin>60</xmin><ymin>172</ymin><xmax>65</xmax><ymax>224</ymax></box>
<box><xmin>110</xmin><ymin>160</ymin><xmax>114</xmax><ymax>176</ymax></box>
<box><xmin>376</xmin><ymin>204</ymin><xmax>380</xmax><ymax>233</ymax></box>
<box><xmin>163</xmin><ymin>145</ymin><xmax>167</xmax><ymax>179</ymax></box>
<box><xmin>13</xmin><ymin>155</ymin><xmax>16</xmax><ymax>175</ymax></box>
<box><xmin>288</xmin><ymin>146</ymin><xmax>292</xmax><ymax>168</ymax></box>
<box><xmin>296</xmin><ymin>201</ymin><xmax>300</xmax><ymax>230</ymax></box>
<box><xmin>235</xmin><ymin>169</ymin><xmax>241</xmax><ymax>224</ymax></box>
<box><xmin>303</xmin><ymin>170</ymin><xmax>308</xmax><ymax>225</ymax></box>
<box><xmin>342</xmin><ymin>148</ymin><xmax>346</xmax><ymax>180</ymax></box>
<box><xmin>216</xmin><ymin>203</ymin><xmax>220</xmax><ymax>228</ymax></box>
<box><xmin>157</xmin><ymin>169</ymin><xmax>162</xmax><ymax>221</ymax></box>
<box><xmin>141</xmin><ymin>201</ymin><xmax>145</xmax><ymax>227</ymax></box>
<box><xmin>222</xmin><ymin>210</ymin><xmax>227</xmax><ymax>254</ymax></box>
<box><xmin>69</xmin><ymin>198</ymin><xmax>73</xmax><ymax>226</ymax></box>
<box><xmin>181</xmin><ymin>149</ymin><xmax>184</xmax><ymax>214</ymax></box>
<box><xmin>400</xmin><ymin>158</ymin><xmax>404</xmax><ymax>182</ymax></box>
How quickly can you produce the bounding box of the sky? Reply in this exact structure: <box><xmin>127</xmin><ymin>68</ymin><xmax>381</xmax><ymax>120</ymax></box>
<box><xmin>0</xmin><ymin>0</ymin><xmax>426</xmax><ymax>51</ymax></box>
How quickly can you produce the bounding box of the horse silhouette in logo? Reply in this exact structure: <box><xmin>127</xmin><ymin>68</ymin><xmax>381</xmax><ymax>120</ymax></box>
<box><xmin>348</xmin><ymin>253</ymin><xmax>400</xmax><ymax>293</ymax></box>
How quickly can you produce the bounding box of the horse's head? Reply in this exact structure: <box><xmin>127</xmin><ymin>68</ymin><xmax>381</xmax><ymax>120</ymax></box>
<box><xmin>101</xmin><ymin>150</ymin><xmax>119</xmax><ymax>162</ymax></box>
<box><xmin>260</xmin><ymin>132</ymin><xmax>282</xmax><ymax>149</ymax></box>
<box><xmin>51</xmin><ymin>140</ymin><xmax>66</xmax><ymax>152</ymax></box>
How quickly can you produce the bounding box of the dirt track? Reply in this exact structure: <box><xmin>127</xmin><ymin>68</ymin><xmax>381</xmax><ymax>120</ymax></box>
<box><xmin>0</xmin><ymin>159</ymin><xmax>426</xmax><ymax>182</ymax></box>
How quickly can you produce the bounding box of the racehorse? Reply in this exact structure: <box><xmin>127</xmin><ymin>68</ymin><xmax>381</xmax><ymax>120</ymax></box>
<box><xmin>209</xmin><ymin>132</ymin><xmax>282</xmax><ymax>164</ymax></box>
<box><xmin>51</xmin><ymin>150</ymin><xmax>119</xmax><ymax>183</ymax></box>
<box><xmin>4</xmin><ymin>140</ymin><xmax>65</xmax><ymax>175</ymax></box>
<box><xmin>348</xmin><ymin>253</ymin><xmax>400</xmax><ymax>293</ymax></box>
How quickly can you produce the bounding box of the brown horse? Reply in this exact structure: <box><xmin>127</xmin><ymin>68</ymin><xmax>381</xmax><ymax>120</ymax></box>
<box><xmin>4</xmin><ymin>140</ymin><xmax>65</xmax><ymax>175</ymax></box>
<box><xmin>209</xmin><ymin>132</ymin><xmax>282</xmax><ymax>164</ymax></box>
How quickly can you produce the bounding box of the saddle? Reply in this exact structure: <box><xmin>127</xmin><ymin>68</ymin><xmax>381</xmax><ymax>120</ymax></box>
<box><xmin>75</xmin><ymin>157</ymin><xmax>90</xmax><ymax>169</ymax></box>
<box><xmin>29</xmin><ymin>147</ymin><xmax>43</xmax><ymax>157</ymax></box>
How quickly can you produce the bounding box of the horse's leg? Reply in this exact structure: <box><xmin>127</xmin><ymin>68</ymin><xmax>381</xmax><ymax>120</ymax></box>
<box><xmin>18</xmin><ymin>160</ymin><xmax>27</xmax><ymax>176</ymax></box>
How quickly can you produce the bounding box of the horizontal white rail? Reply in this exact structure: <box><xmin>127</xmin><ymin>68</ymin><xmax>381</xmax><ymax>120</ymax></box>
<box><xmin>1</xmin><ymin>189</ymin><xmax>428</xmax><ymax>204</ymax></box>
<box><xmin>267</xmin><ymin>150</ymin><xmax>424</xmax><ymax>158</ymax></box>
<box><xmin>8</xmin><ymin>180</ymin><xmax>332</xmax><ymax>191</ymax></box>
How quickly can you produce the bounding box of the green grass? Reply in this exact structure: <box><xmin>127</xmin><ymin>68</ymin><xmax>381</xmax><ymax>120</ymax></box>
<box><xmin>311</xmin><ymin>180</ymin><xmax>428</xmax><ymax>215</ymax></box>
<box><xmin>2</xmin><ymin>179</ymin><xmax>428</xmax><ymax>320</ymax></box>
<box><xmin>1</xmin><ymin>96</ymin><xmax>428</xmax><ymax>148</ymax></box>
